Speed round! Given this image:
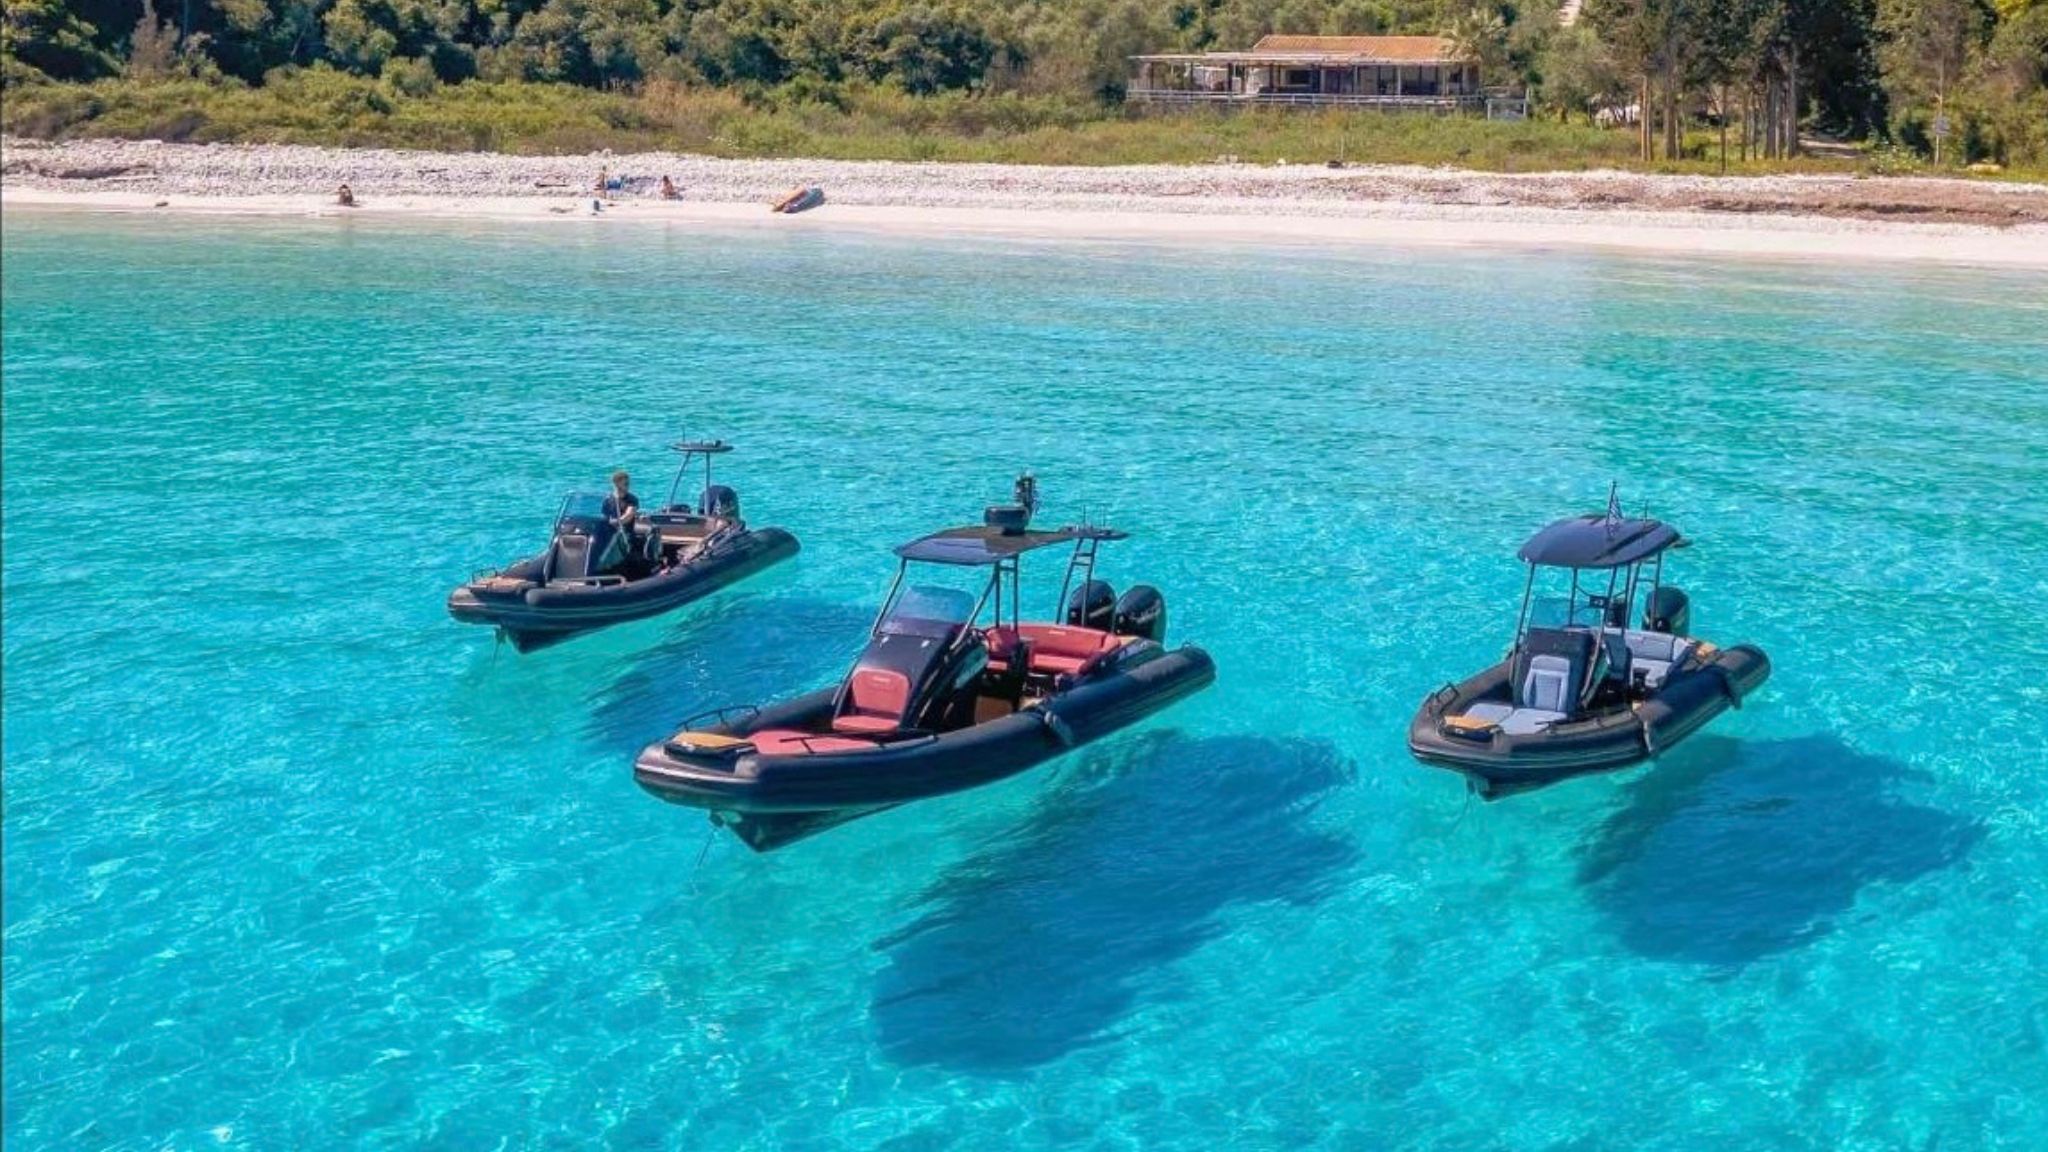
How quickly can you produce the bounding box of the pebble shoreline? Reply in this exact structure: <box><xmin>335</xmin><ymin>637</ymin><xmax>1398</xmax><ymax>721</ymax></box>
<box><xmin>8</xmin><ymin>137</ymin><xmax>2048</xmax><ymax>228</ymax></box>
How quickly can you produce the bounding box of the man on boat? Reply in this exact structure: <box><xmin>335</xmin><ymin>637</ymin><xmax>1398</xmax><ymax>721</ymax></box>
<box><xmin>603</xmin><ymin>471</ymin><xmax>639</xmax><ymax>527</ymax></box>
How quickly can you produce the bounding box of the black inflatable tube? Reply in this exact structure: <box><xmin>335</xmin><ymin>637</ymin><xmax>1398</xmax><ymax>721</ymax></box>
<box><xmin>1407</xmin><ymin>643</ymin><xmax>1770</xmax><ymax>797</ymax></box>
<box><xmin>448</xmin><ymin>527</ymin><xmax>798</xmax><ymax>651</ymax></box>
<box><xmin>633</xmin><ymin>643</ymin><xmax>1216</xmax><ymax>819</ymax></box>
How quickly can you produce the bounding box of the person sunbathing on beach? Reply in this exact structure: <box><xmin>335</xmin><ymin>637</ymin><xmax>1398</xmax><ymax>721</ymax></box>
<box><xmin>336</xmin><ymin>184</ymin><xmax>356</xmax><ymax>207</ymax></box>
<box><xmin>659</xmin><ymin>176</ymin><xmax>680</xmax><ymax>200</ymax></box>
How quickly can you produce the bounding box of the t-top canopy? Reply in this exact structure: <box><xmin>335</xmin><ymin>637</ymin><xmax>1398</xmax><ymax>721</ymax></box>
<box><xmin>669</xmin><ymin>440</ymin><xmax>734</xmax><ymax>454</ymax></box>
<box><xmin>1518</xmin><ymin>513</ymin><xmax>1682</xmax><ymax>570</ymax></box>
<box><xmin>895</xmin><ymin>524</ymin><xmax>1127</xmax><ymax>566</ymax></box>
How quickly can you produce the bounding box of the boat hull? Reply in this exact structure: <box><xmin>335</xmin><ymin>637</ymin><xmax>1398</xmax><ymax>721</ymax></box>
<box><xmin>447</xmin><ymin>527</ymin><xmax>798</xmax><ymax>652</ymax></box>
<box><xmin>634</xmin><ymin>642</ymin><xmax>1217</xmax><ymax>850</ymax></box>
<box><xmin>1407</xmin><ymin>642</ymin><xmax>1770</xmax><ymax>798</ymax></box>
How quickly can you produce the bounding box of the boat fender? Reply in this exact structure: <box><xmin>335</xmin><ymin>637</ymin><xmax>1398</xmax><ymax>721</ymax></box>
<box><xmin>1633</xmin><ymin>705</ymin><xmax>1656</xmax><ymax>759</ymax></box>
<box><xmin>1039</xmin><ymin>709</ymin><xmax>1078</xmax><ymax>748</ymax></box>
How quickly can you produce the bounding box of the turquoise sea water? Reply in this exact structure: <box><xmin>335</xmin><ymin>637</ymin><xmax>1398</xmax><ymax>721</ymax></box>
<box><xmin>5</xmin><ymin>211</ymin><xmax>2047</xmax><ymax>1150</ymax></box>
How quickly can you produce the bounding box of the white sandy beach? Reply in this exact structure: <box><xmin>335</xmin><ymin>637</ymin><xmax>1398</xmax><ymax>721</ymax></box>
<box><xmin>8</xmin><ymin>138</ymin><xmax>2048</xmax><ymax>267</ymax></box>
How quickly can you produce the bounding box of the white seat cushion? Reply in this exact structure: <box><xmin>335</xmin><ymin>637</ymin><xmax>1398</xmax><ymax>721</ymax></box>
<box><xmin>1522</xmin><ymin>656</ymin><xmax>1573</xmax><ymax>714</ymax></box>
<box><xmin>1501</xmin><ymin>708</ymin><xmax>1567</xmax><ymax>735</ymax></box>
<box><xmin>1622</xmin><ymin>630</ymin><xmax>1693</xmax><ymax>690</ymax></box>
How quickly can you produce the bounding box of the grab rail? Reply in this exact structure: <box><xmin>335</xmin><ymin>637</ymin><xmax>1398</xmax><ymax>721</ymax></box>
<box><xmin>1427</xmin><ymin>681</ymin><xmax>1460</xmax><ymax>709</ymax></box>
<box><xmin>682</xmin><ymin>704</ymin><xmax>761</xmax><ymax>731</ymax></box>
<box><xmin>791</xmin><ymin>729</ymin><xmax>941</xmax><ymax>753</ymax></box>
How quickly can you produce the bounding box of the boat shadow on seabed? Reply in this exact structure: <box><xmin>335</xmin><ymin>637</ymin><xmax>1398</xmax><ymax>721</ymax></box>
<box><xmin>1575</xmin><ymin>733</ymin><xmax>1983</xmax><ymax>970</ymax></box>
<box><xmin>866</xmin><ymin>731</ymin><xmax>1360</xmax><ymax>1074</ymax></box>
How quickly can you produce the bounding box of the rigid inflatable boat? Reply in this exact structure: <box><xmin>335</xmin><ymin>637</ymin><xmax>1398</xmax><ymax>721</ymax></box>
<box><xmin>448</xmin><ymin>440</ymin><xmax>798</xmax><ymax>652</ymax></box>
<box><xmin>634</xmin><ymin>476</ymin><xmax>1216</xmax><ymax>850</ymax></box>
<box><xmin>1409</xmin><ymin>490</ymin><xmax>1770</xmax><ymax>797</ymax></box>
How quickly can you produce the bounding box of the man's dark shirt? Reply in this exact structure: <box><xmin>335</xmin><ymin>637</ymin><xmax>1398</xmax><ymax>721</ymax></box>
<box><xmin>602</xmin><ymin>490</ymin><xmax>640</xmax><ymax>522</ymax></box>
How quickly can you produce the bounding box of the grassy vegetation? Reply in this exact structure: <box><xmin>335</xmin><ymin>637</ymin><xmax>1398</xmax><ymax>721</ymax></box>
<box><xmin>4</xmin><ymin>69</ymin><xmax>2036</xmax><ymax>178</ymax></box>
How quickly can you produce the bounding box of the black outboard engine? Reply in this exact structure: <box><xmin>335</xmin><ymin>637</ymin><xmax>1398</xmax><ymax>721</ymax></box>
<box><xmin>1066</xmin><ymin>580</ymin><xmax>1116</xmax><ymax>631</ymax></box>
<box><xmin>701</xmin><ymin>484</ymin><xmax>740</xmax><ymax>519</ymax></box>
<box><xmin>1644</xmin><ymin>586</ymin><xmax>1691</xmax><ymax>636</ymax></box>
<box><xmin>1113</xmin><ymin>584</ymin><xmax>1168</xmax><ymax>642</ymax></box>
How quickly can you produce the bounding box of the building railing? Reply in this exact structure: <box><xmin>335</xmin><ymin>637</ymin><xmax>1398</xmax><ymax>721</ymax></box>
<box><xmin>1125</xmin><ymin>88</ymin><xmax>1484</xmax><ymax>111</ymax></box>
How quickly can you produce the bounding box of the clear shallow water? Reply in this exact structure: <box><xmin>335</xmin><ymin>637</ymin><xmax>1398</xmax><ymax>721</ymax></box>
<box><xmin>4</xmin><ymin>212</ymin><xmax>2046</xmax><ymax>1150</ymax></box>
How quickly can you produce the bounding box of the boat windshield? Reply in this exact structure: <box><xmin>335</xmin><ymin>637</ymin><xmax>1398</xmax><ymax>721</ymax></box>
<box><xmin>1527</xmin><ymin>570</ymin><xmax>1633</xmax><ymax>633</ymax></box>
<box><xmin>1527</xmin><ymin>595</ymin><xmax>1569</xmax><ymax>629</ymax></box>
<box><xmin>881</xmin><ymin>584</ymin><xmax>979</xmax><ymax>635</ymax></box>
<box><xmin>557</xmin><ymin>491</ymin><xmax>610</xmax><ymax>525</ymax></box>
<box><xmin>1528</xmin><ymin>595</ymin><xmax>1606</xmax><ymax>630</ymax></box>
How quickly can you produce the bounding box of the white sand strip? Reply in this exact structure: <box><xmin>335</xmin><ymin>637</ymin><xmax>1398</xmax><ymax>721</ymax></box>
<box><xmin>8</xmin><ymin>185</ymin><xmax>2048</xmax><ymax>268</ymax></box>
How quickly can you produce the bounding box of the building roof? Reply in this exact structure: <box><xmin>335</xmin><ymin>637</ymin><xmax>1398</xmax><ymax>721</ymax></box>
<box><xmin>1251</xmin><ymin>35</ymin><xmax>1462</xmax><ymax>61</ymax></box>
<box><xmin>1132</xmin><ymin>35</ymin><xmax>1471</xmax><ymax>67</ymax></box>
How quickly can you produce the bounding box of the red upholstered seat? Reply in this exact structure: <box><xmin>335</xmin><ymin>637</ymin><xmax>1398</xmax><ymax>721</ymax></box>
<box><xmin>831</xmin><ymin>713</ymin><xmax>900</xmax><ymax>734</ymax></box>
<box><xmin>748</xmin><ymin>728</ymin><xmax>878</xmax><ymax>755</ymax></box>
<box><xmin>984</xmin><ymin>626</ymin><xmax>1022</xmax><ymax>670</ymax></box>
<box><xmin>832</xmin><ymin>668</ymin><xmax>912</xmax><ymax>733</ymax></box>
<box><xmin>1015</xmin><ymin>624</ymin><xmax>1129</xmax><ymax>677</ymax></box>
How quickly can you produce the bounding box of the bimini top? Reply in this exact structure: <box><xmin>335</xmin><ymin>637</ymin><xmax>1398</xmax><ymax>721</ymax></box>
<box><xmin>1518</xmin><ymin>513</ymin><xmax>1682</xmax><ymax>570</ymax></box>
<box><xmin>669</xmin><ymin>439</ymin><xmax>734</xmax><ymax>454</ymax></box>
<box><xmin>896</xmin><ymin>524</ymin><xmax>1127</xmax><ymax>566</ymax></box>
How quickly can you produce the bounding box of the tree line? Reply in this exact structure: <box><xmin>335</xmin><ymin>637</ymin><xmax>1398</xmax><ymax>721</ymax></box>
<box><xmin>4</xmin><ymin>0</ymin><xmax>2045</xmax><ymax>165</ymax></box>
<box><xmin>1573</xmin><ymin>0</ymin><xmax>2045</xmax><ymax>166</ymax></box>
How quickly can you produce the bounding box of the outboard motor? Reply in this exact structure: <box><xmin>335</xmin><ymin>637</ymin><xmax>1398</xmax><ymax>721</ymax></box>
<box><xmin>1644</xmin><ymin>586</ymin><xmax>1691</xmax><ymax>636</ymax></box>
<box><xmin>701</xmin><ymin>484</ymin><xmax>740</xmax><ymax>519</ymax></box>
<box><xmin>1112</xmin><ymin>584</ymin><xmax>1168</xmax><ymax>642</ymax></box>
<box><xmin>1066</xmin><ymin>580</ymin><xmax>1116</xmax><ymax>631</ymax></box>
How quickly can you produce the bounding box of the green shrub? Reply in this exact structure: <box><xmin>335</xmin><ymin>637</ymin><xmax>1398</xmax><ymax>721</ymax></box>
<box><xmin>383</xmin><ymin>56</ymin><xmax>440</xmax><ymax>99</ymax></box>
<box><xmin>4</xmin><ymin>72</ymin><xmax>2039</xmax><ymax>177</ymax></box>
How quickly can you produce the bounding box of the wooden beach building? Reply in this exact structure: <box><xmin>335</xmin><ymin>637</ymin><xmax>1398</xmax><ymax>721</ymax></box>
<box><xmin>1128</xmin><ymin>35</ymin><xmax>1491</xmax><ymax>113</ymax></box>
